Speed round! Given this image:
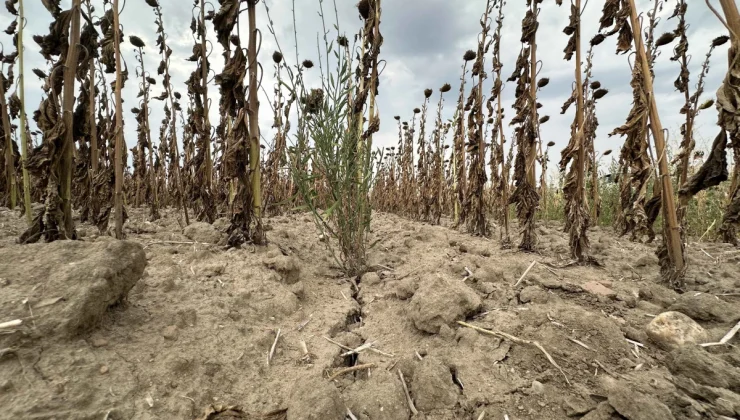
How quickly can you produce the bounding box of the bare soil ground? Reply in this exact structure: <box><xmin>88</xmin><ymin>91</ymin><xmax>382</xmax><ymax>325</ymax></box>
<box><xmin>1</xmin><ymin>207</ymin><xmax>739</xmax><ymax>420</ymax></box>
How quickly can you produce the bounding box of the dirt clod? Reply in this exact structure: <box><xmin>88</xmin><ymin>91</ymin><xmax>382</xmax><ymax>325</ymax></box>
<box><xmin>407</xmin><ymin>275</ymin><xmax>482</xmax><ymax>333</ymax></box>
<box><xmin>607</xmin><ymin>382</ymin><xmax>675</xmax><ymax>420</ymax></box>
<box><xmin>668</xmin><ymin>292</ymin><xmax>740</xmax><ymax>323</ymax></box>
<box><xmin>667</xmin><ymin>345</ymin><xmax>740</xmax><ymax>392</ymax></box>
<box><xmin>264</xmin><ymin>255</ymin><xmax>301</xmax><ymax>284</ymax></box>
<box><xmin>0</xmin><ymin>240</ymin><xmax>147</xmax><ymax>342</ymax></box>
<box><xmin>344</xmin><ymin>369</ymin><xmax>409</xmax><ymax>420</ymax></box>
<box><xmin>411</xmin><ymin>356</ymin><xmax>458</xmax><ymax>412</ymax></box>
<box><xmin>183</xmin><ymin>222</ymin><xmax>223</xmax><ymax>244</ymax></box>
<box><xmin>287</xmin><ymin>376</ymin><xmax>345</xmax><ymax>420</ymax></box>
<box><xmin>163</xmin><ymin>325</ymin><xmax>179</xmax><ymax>340</ymax></box>
<box><xmin>519</xmin><ymin>285</ymin><xmax>549</xmax><ymax>304</ymax></box>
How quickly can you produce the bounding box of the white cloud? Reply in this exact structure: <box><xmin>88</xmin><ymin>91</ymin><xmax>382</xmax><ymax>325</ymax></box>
<box><xmin>0</xmin><ymin>0</ymin><xmax>730</xmax><ymax>180</ymax></box>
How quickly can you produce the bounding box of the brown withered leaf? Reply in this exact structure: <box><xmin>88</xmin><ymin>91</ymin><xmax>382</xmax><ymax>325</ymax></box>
<box><xmin>212</xmin><ymin>0</ymin><xmax>239</xmax><ymax>50</ymax></box>
<box><xmin>678</xmin><ymin>130</ymin><xmax>728</xmax><ymax>200</ymax></box>
<box><xmin>5</xmin><ymin>0</ymin><xmax>18</xmax><ymax>15</ymax></box>
<box><xmin>4</xmin><ymin>20</ymin><xmax>17</xmax><ymax>35</ymax></box>
<box><xmin>720</xmin><ymin>191</ymin><xmax>740</xmax><ymax>246</ymax></box>
<box><xmin>599</xmin><ymin>0</ymin><xmax>620</xmax><ymax>32</ymax></box>
<box><xmin>520</xmin><ymin>9</ymin><xmax>538</xmax><ymax>44</ymax></box>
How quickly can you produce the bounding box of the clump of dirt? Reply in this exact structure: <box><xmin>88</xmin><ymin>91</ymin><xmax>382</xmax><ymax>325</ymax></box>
<box><xmin>407</xmin><ymin>274</ymin><xmax>482</xmax><ymax>333</ymax></box>
<box><xmin>0</xmin><ymin>240</ymin><xmax>147</xmax><ymax>344</ymax></box>
<box><xmin>0</xmin><ymin>207</ymin><xmax>739</xmax><ymax>419</ymax></box>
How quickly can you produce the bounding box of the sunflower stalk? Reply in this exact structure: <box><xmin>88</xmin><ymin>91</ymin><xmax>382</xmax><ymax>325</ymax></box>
<box><xmin>152</xmin><ymin>0</ymin><xmax>189</xmax><ymax>226</ymax></box>
<box><xmin>0</xmin><ymin>68</ymin><xmax>15</xmax><ymax>210</ymax></box>
<box><xmin>624</xmin><ymin>0</ymin><xmax>686</xmax><ymax>288</ymax></box>
<box><xmin>16</xmin><ymin>0</ymin><xmax>31</xmax><ymax>223</ymax></box>
<box><xmin>464</xmin><ymin>0</ymin><xmax>494</xmax><ymax>236</ymax></box>
<box><xmin>559</xmin><ymin>0</ymin><xmax>591</xmax><ymax>262</ymax></box>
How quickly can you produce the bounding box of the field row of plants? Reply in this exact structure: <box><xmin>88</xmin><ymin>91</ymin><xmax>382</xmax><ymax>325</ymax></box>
<box><xmin>0</xmin><ymin>0</ymin><xmax>739</xmax><ymax>290</ymax></box>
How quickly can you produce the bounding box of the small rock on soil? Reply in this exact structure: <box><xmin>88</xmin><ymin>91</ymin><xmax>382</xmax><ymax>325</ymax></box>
<box><xmin>645</xmin><ymin>311</ymin><xmax>708</xmax><ymax>350</ymax></box>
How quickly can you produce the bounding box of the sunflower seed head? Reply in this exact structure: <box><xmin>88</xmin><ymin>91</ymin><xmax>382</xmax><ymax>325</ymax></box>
<box><xmin>357</xmin><ymin>0</ymin><xmax>370</xmax><ymax>19</ymax></box>
<box><xmin>272</xmin><ymin>51</ymin><xmax>283</xmax><ymax>64</ymax></box>
<box><xmin>440</xmin><ymin>83</ymin><xmax>452</xmax><ymax>93</ymax></box>
<box><xmin>593</xmin><ymin>88</ymin><xmax>609</xmax><ymax>99</ymax></box>
<box><xmin>424</xmin><ymin>88</ymin><xmax>433</xmax><ymax>98</ymax></box>
<box><xmin>655</xmin><ymin>32</ymin><xmax>677</xmax><ymax>47</ymax></box>
<box><xmin>712</xmin><ymin>35</ymin><xmax>730</xmax><ymax>47</ymax></box>
<box><xmin>590</xmin><ymin>34</ymin><xmax>606</xmax><ymax>46</ymax></box>
<box><xmin>129</xmin><ymin>35</ymin><xmax>146</xmax><ymax>48</ymax></box>
<box><xmin>302</xmin><ymin>59</ymin><xmax>314</xmax><ymax>69</ymax></box>
<box><xmin>463</xmin><ymin>50</ymin><xmax>476</xmax><ymax>61</ymax></box>
<box><xmin>699</xmin><ymin>99</ymin><xmax>715</xmax><ymax>110</ymax></box>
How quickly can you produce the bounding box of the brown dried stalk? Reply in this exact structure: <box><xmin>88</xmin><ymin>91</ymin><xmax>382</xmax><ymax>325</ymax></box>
<box><xmin>508</xmin><ymin>0</ymin><xmax>541</xmax><ymax>252</ymax></box>
<box><xmin>246</xmin><ymin>0</ymin><xmax>263</xmax><ymax>243</ymax></box>
<box><xmin>626</xmin><ymin>0</ymin><xmax>686</xmax><ymax>288</ymax></box>
<box><xmin>430</xmin><ymin>85</ymin><xmax>451</xmax><ymax>225</ymax></box>
<box><xmin>20</xmin><ymin>1</ymin><xmax>80</xmax><ymax>242</ymax></box>
<box><xmin>263</xmin><ymin>51</ymin><xmax>291</xmax><ymax>215</ymax></box>
<box><xmin>185</xmin><ymin>0</ymin><xmax>216</xmax><ymax>223</ymax></box>
<box><xmin>151</xmin><ymin>0</ymin><xmax>189</xmax><ymax>226</ymax></box>
<box><xmin>489</xmin><ymin>0</ymin><xmax>510</xmax><ymax>246</ymax></box>
<box><xmin>453</xmin><ymin>51</ymin><xmax>474</xmax><ymax>226</ymax></box>
<box><xmin>417</xmin><ymin>89</ymin><xmax>432</xmax><ymax>222</ymax></box>
<box><xmin>110</xmin><ymin>0</ymin><xmax>126</xmax><ymax>239</ymax></box>
<box><xmin>0</xmin><ymin>65</ymin><xmax>15</xmax><ymax>210</ymax></box>
<box><xmin>464</xmin><ymin>0</ymin><xmax>494</xmax><ymax>237</ymax></box>
<box><xmin>559</xmin><ymin>0</ymin><xmax>591</xmax><ymax>262</ymax></box>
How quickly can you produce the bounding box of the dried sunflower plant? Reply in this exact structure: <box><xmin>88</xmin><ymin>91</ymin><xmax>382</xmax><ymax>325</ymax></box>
<box><xmin>264</xmin><ymin>0</ymin><xmax>384</xmax><ymax>276</ymax></box>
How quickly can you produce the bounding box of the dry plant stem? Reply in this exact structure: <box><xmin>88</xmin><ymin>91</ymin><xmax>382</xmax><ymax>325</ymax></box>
<box><xmin>0</xmin><ymin>319</ymin><xmax>22</xmax><ymax>329</ymax></box>
<box><xmin>627</xmin><ymin>0</ymin><xmax>685</xmax><ymax>279</ymax></box>
<box><xmin>492</xmin><ymin>0</ymin><xmax>509</xmax><ymax>244</ymax></box>
<box><xmin>268</xmin><ymin>328</ymin><xmax>280</xmax><ymax>365</ymax></box>
<box><xmin>397</xmin><ymin>369</ymin><xmax>418</xmax><ymax>415</ymax></box>
<box><xmin>514</xmin><ymin>260</ymin><xmax>537</xmax><ymax>287</ymax></box>
<box><xmin>17</xmin><ymin>0</ymin><xmax>31</xmax><ymax>224</ymax></box>
<box><xmin>701</xmin><ymin>320</ymin><xmax>740</xmax><ymax>347</ymax></box>
<box><xmin>112</xmin><ymin>0</ymin><xmax>124</xmax><ymax>239</ymax></box>
<box><xmin>0</xmin><ymin>75</ymin><xmax>15</xmax><ymax>209</ymax></box>
<box><xmin>527</xmin><ymin>4</ymin><xmax>538</xmax><ymax>187</ymax></box>
<box><xmin>199</xmin><ymin>0</ymin><xmax>212</xmax><ymax>191</ymax></box>
<box><xmin>457</xmin><ymin>321</ymin><xmax>570</xmax><ymax>385</ymax></box>
<box><xmin>137</xmin><ymin>49</ymin><xmax>157</xmax><ymax>219</ymax></box>
<box><xmin>157</xmin><ymin>5</ymin><xmax>189</xmax><ymax>226</ymax></box>
<box><xmin>86</xmin><ymin>4</ymin><xmax>99</xmax><ymax>220</ymax></box>
<box><xmin>89</xmin><ymin>52</ymin><xmax>98</xmax><ymax>175</ymax></box>
<box><xmin>247</xmin><ymin>0</ymin><xmax>262</xmax><ymax>233</ymax></box>
<box><xmin>562</xmin><ymin>0</ymin><xmax>590</xmax><ymax>261</ymax></box>
<box><xmin>328</xmin><ymin>363</ymin><xmax>375</xmax><ymax>381</ymax></box>
<box><xmin>61</xmin><ymin>0</ymin><xmax>83</xmax><ymax>236</ymax></box>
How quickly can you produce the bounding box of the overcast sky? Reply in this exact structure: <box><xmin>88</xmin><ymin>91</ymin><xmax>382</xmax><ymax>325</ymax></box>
<box><xmin>0</xmin><ymin>0</ymin><xmax>729</xmax><ymax>180</ymax></box>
